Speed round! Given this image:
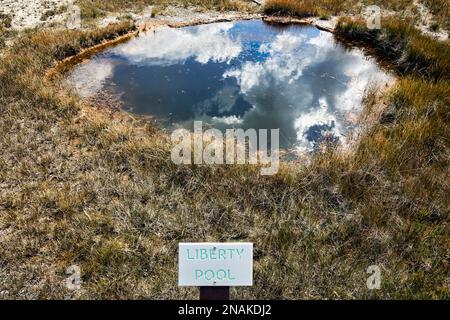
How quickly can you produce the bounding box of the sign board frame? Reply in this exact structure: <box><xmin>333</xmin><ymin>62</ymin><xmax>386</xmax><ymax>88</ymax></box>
<box><xmin>178</xmin><ymin>242</ymin><xmax>253</xmax><ymax>287</ymax></box>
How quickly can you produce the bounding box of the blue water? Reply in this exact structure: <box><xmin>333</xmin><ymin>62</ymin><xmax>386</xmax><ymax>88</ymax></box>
<box><xmin>68</xmin><ymin>20</ymin><xmax>391</xmax><ymax>151</ymax></box>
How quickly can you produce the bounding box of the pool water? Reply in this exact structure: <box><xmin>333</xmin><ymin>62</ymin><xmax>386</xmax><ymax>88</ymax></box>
<box><xmin>68</xmin><ymin>20</ymin><xmax>392</xmax><ymax>151</ymax></box>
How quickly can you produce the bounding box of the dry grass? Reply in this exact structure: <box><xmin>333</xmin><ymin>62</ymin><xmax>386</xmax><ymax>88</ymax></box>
<box><xmin>264</xmin><ymin>0</ymin><xmax>447</xmax><ymax>33</ymax></box>
<box><xmin>264</xmin><ymin>0</ymin><xmax>359</xmax><ymax>17</ymax></box>
<box><xmin>0</xmin><ymin>8</ymin><xmax>449</xmax><ymax>299</ymax></box>
<box><xmin>422</xmin><ymin>0</ymin><xmax>450</xmax><ymax>31</ymax></box>
<box><xmin>0</xmin><ymin>13</ymin><xmax>13</xmax><ymax>48</ymax></box>
<box><xmin>370</xmin><ymin>0</ymin><xmax>414</xmax><ymax>11</ymax></box>
<box><xmin>263</xmin><ymin>0</ymin><xmax>417</xmax><ymax>17</ymax></box>
<box><xmin>154</xmin><ymin>0</ymin><xmax>254</xmax><ymax>11</ymax></box>
<box><xmin>335</xmin><ymin>17</ymin><xmax>450</xmax><ymax>81</ymax></box>
<box><xmin>77</xmin><ymin>0</ymin><xmax>151</xmax><ymax>19</ymax></box>
<box><xmin>77</xmin><ymin>0</ymin><xmax>254</xmax><ymax>19</ymax></box>
<box><xmin>263</xmin><ymin>0</ymin><xmax>426</xmax><ymax>18</ymax></box>
<box><xmin>0</xmin><ymin>13</ymin><xmax>12</xmax><ymax>29</ymax></box>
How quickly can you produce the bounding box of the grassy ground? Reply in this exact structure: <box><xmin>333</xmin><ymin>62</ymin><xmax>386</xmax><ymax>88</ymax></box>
<box><xmin>263</xmin><ymin>0</ymin><xmax>418</xmax><ymax>16</ymax></box>
<box><xmin>77</xmin><ymin>0</ymin><xmax>254</xmax><ymax>20</ymax></box>
<box><xmin>0</xmin><ymin>3</ymin><xmax>449</xmax><ymax>299</ymax></box>
<box><xmin>77</xmin><ymin>0</ymin><xmax>151</xmax><ymax>19</ymax></box>
<box><xmin>263</xmin><ymin>0</ymin><xmax>419</xmax><ymax>18</ymax></box>
<box><xmin>0</xmin><ymin>13</ymin><xmax>14</xmax><ymax>48</ymax></box>
<box><xmin>335</xmin><ymin>17</ymin><xmax>450</xmax><ymax>80</ymax></box>
<box><xmin>422</xmin><ymin>0</ymin><xmax>449</xmax><ymax>29</ymax></box>
<box><xmin>263</xmin><ymin>0</ymin><xmax>359</xmax><ymax>18</ymax></box>
<box><xmin>264</xmin><ymin>0</ymin><xmax>449</xmax><ymax>32</ymax></box>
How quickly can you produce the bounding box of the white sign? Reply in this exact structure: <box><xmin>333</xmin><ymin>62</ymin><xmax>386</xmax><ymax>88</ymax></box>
<box><xmin>178</xmin><ymin>242</ymin><xmax>253</xmax><ymax>286</ymax></box>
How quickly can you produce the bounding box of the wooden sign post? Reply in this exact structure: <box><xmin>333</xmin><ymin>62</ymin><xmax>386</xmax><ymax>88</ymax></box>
<box><xmin>200</xmin><ymin>286</ymin><xmax>230</xmax><ymax>300</ymax></box>
<box><xmin>178</xmin><ymin>243</ymin><xmax>253</xmax><ymax>300</ymax></box>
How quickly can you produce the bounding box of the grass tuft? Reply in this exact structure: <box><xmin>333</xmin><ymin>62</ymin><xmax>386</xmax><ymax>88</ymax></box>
<box><xmin>335</xmin><ymin>17</ymin><xmax>450</xmax><ymax>81</ymax></box>
<box><xmin>264</xmin><ymin>0</ymin><xmax>358</xmax><ymax>18</ymax></box>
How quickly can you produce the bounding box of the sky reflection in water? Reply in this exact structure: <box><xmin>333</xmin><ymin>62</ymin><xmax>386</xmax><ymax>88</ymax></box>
<box><xmin>68</xmin><ymin>20</ymin><xmax>392</xmax><ymax>151</ymax></box>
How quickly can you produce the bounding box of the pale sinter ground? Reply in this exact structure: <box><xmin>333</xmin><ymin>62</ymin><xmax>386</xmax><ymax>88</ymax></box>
<box><xmin>0</xmin><ymin>0</ymin><xmax>447</xmax><ymax>40</ymax></box>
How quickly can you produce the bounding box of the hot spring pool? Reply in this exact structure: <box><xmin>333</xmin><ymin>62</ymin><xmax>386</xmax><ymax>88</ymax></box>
<box><xmin>68</xmin><ymin>20</ymin><xmax>392</xmax><ymax>151</ymax></box>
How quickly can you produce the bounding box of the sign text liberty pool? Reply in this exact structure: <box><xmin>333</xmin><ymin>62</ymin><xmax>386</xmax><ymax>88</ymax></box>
<box><xmin>178</xmin><ymin>243</ymin><xmax>253</xmax><ymax>286</ymax></box>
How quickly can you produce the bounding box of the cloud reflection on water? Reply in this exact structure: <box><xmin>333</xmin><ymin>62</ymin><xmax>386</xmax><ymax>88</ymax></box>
<box><xmin>67</xmin><ymin>20</ymin><xmax>392</xmax><ymax>152</ymax></box>
<box><xmin>113</xmin><ymin>23</ymin><xmax>242</xmax><ymax>65</ymax></box>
